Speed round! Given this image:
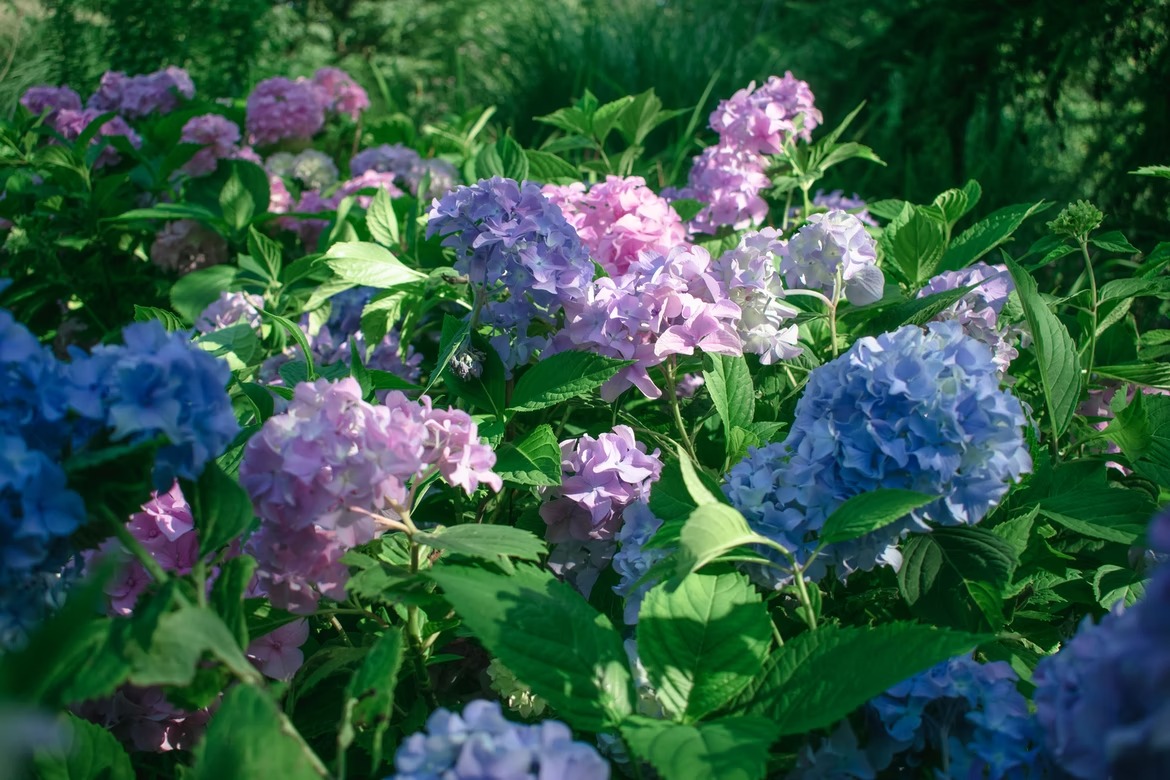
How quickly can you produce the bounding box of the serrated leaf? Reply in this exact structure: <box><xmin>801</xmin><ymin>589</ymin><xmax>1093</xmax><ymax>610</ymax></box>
<box><xmin>1091</xmin><ymin>230</ymin><xmax>1139</xmax><ymax>254</ymax></box>
<box><xmin>592</xmin><ymin>95</ymin><xmax>635</xmax><ymax>144</ymax></box>
<box><xmin>523</xmin><ymin>149</ymin><xmax>578</xmax><ymax>184</ymax></box>
<box><xmin>621</xmin><ymin>715</ymin><xmax>776</xmax><ymax>780</ymax></box>
<box><xmin>366</xmin><ymin>186</ymin><xmax>399</xmax><ymax>247</ymax></box>
<box><xmin>414</xmin><ymin>525</ymin><xmax>546</xmax><ymax>567</ymax></box>
<box><xmin>933</xmin><ymin>187</ymin><xmax>971</xmax><ymax>228</ymax></box>
<box><xmin>338</xmin><ymin>628</ymin><xmax>404</xmax><ymax>770</ymax></box>
<box><xmin>492</xmin><ymin>424</ymin><xmax>561</xmax><ymax>486</ymax></box>
<box><xmin>676</xmin><ymin>502</ymin><xmax>770</xmax><ymax>579</ymax></box>
<box><xmin>1093</xmin><ymin>363</ymin><xmax>1170</xmax><ymax>391</ymax></box>
<box><xmin>133</xmin><ymin>305</ymin><xmax>186</xmax><ymax>331</ymax></box>
<box><xmin>743</xmin><ymin>623</ymin><xmax>983</xmax><ymax>734</ymax></box>
<box><xmin>196</xmin><ymin>322</ymin><xmax>260</xmax><ymax>371</ymax></box>
<box><xmin>496</xmin><ymin>135</ymin><xmax>529</xmax><ymax>181</ymax></box>
<box><xmin>247</xmin><ymin>227</ymin><xmax>282</xmax><ymax>281</ymax></box>
<box><xmin>325</xmin><ymin>242</ymin><xmax>425</xmax><ymax>288</ymax></box>
<box><xmin>508</xmin><ymin>352</ymin><xmax>632</xmax><ymax>412</ymax></box>
<box><xmin>34</xmin><ymin>713</ymin><xmax>134</xmax><ymax>780</ymax></box>
<box><xmin>430</xmin><ymin>565</ymin><xmax>634</xmax><ymax>731</ymax></box>
<box><xmin>820</xmin><ymin>489</ymin><xmax>936</xmax><ymax>544</ymax></box>
<box><xmin>1006</xmin><ymin>256</ymin><xmax>1081</xmax><ymax>439</ymax></box>
<box><xmin>1130</xmin><ymin>165</ymin><xmax>1170</xmax><ymax>179</ymax></box>
<box><xmin>638</xmin><ymin>572</ymin><xmax>771</xmax><ymax>721</ymax></box>
<box><xmin>880</xmin><ymin>203</ymin><xmax>946</xmax><ymax>284</ymax></box>
<box><xmin>898</xmin><ymin>527</ymin><xmax>1017</xmax><ymax>631</ymax></box>
<box><xmin>703</xmin><ymin>354</ymin><xmax>754</xmax><ymax>457</ymax></box>
<box><xmin>128</xmin><ymin>606</ymin><xmax>261</xmax><ymax>687</ymax></box>
<box><xmin>422</xmin><ymin>314</ymin><xmax>470</xmax><ymax>394</ymax></box>
<box><xmin>219</xmin><ymin>170</ymin><xmax>255</xmax><ymax>232</ymax></box>
<box><xmin>1093</xmin><ymin>565</ymin><xmax>1148</xmax><ymax>609</ymax></box>
<box><xmin>943</xmin><ymin>201</ymin><xmax>1049</xmax><ymax>271</ymax></box>
<box><xmin>211</xmin><ymin>556</ymin><xmax>257</xmax><ymax>649</ymax></box>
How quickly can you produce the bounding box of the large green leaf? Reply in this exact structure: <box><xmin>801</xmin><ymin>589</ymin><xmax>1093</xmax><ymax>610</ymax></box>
<box><xmin>637</xmin><ymin>572</ymin><xmax>771</xmax><ymax>721</ymax></box>
<box><xmin>1093</xmin><ymin>363</ymin><xmax>1170</xmax><ymax>391</ymax></box>
<box><xmin>820</xmin><ymin>489</ymin><xmax>936</xmax><ymax>544</ymax></box>
<box><xmin>33</xmin><ymin>713</ymin><xmax>134</xmax><ymax>780</ymax></box>
<box><xmin>492</xmin><ymin>424</ymin><xmax>562</xmax><ymax>487</ymax></box>
<box><xmin>880</xmin><ymin>203</ymin><xmax>947</xmax><ymax>284</ymax></box>
<box><xmin>169</xmin><ymin>265</ymin><xmax>238</xmax><ymax>323</ymax></box>
<box><xmin>743</xmin><ymin>623</ymin><xmax>983</xmax><ymax>734</ymax></box>
<box><xmin>430</xmin><ymin>564</ymin><xmax>633</xmax><ymax>730</ymax></box>
<box><xmin>703</xmin><ymin>354</ymin><xmax>754</xmax><ymax>457</ymax></box>
<box><xmin>414</xmin><ymin>525</ymin><xmax>546</xmax><ymax>571</ymax></box>
<box><xmin>898</xmin><ymin>527</ymin><xmax>1018</xmax><ymax>631</ymax></box>
<box><xmin>187</xmin><ymin>461</ymin><xmax>256</xmax><ymax>557</ymax></box>
<box><xmin>365</xmin><ymin>186</ymin><xmax>399</xmax><ymax>248</ymax></box>
<box><xmin>621</xmin><ymin>715</ymin><xmax>777</xmax><ymax>780</ymax></box>
<box><xmin>1006</xmin><ymin>256</ymin><xmax>1081</xmax><ymax>439</ymax></box>
<box><xmin>325</xmin><ymin>242</ymin><xmax>426</xmax><ymax>288</ymax></box>
<box><xmin>943</xmin><ymin>201</ymin><xmax>1049</xmax><ymax>270</ymax></box>
<box><xmin>508</xmin><ymin>352</ymin><xmax>633</xmax><ymax>412</ymax></box>
<box><xmin>676</xmin><ymin>503</ymin><xmax>772</xmax><ymax>579</ymax></box>
<box><xmin>338</xmin><ymin>628</ymin><xmax>405</xmax><ymax>771</ymax></box>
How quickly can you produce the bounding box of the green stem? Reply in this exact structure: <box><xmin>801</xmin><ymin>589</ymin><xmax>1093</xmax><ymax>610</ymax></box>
<box><xmin>660</xmin><ymin>360</ymin><xmax>699</xmax><ymax>463</ymax></box>
<box><xmin>1079</xmin><ymin>237</ymin><xmax>1099</xmax><ymax>388</ymax></box>
<box><xmin>828</xmin><ymin>270</ymin><xmax>843</xmax><ymax>358</ymax></box>
<box><xmin>789</xmin><ymin>568</ymin><xmax>818</xmax><ymax>631</ymax></box>
<box><xmin>801</xmin><ymin>184</ymin><xmax>812</xmax><ymax>221</ymax></box>
<box><xmin>407</xmin><ymin>539</ymin><xmax>439</xmax><ymax>708</ymax></box>
<box><xmin>781</xmin><ymin>189</ymin><xmax>794</xmax><ymax>233</ymax></box>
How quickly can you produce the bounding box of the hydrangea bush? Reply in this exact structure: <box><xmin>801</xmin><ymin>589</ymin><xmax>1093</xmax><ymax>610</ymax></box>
<box><xmin>1</xmin><ymin>65</ymin><xmax>1168</xmax><ymax>780</ymax></box>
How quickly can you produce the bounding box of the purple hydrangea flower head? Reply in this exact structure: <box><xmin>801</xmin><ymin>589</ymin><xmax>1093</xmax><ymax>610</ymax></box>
<box><xmin>557</xmin><ymin>245</ymin><xmax>743</xmax><ymax>400</ymax></box>
<box><xmin>917</xmin><ymin>262</ymin><xmax>1024</xmax><ymax>374</ymax></box>
<box><xmin>675</xmin><ymin>373</ymin><xmax>705</xmax><ymax>398</ymax></box>
<box><xmin>246</xmin><ymin>619</ymin><xmax>310</xmax><ymax>681</ymax></box>
<box><xmin>245</xmin><ymin>76</ymin><xmax>327</xmax><ymax>146</ymax></box>
<box><xmin>179</xmin><ymin>114</ymin><xmax>241</xmax><ymax>177</ymax></box>
<box><xmin>781</xmin><ymin>209</ymin><xmax>884</xmax><ymax>306</ymax></box>
<box><xmin>86</xmin><ymin>320</ymin><xmax>239</xmax><ymax>487</ymax></box>
<box><xmin>427</xmin><ymin>177</ymin><xmax>595</xmax><ymax>371</ymax></box>
<box><xmin>787</xmin><ymin>722</ymin><xmax>876</xmax><ymax>780</ymax></box>
<box><xmin>87</xmin><ymin>67</ymin><xmax>194</xmax><ymax>118</ymax></box>
<box><xmin>542</xmin><ymin>176</ymin><xmax>688</xmax><ymax>276</ymax></box>
<box><xmin>312</xmin><ymin>67</ymin><xmax>369</xmax><ymax>119</ymax></box>
<box><xmin>331</xmin><ymin>170</ymin><xmax>404</xmax><ymax>209</ymax></box>
<box><xmin>612</xmin><ymin>500</ymin><xmax>667</xmax><ymax>625</ymax></box>
<box><xmin>51</xmin><ymin>109</ymin><xmax>141</xmax><ymax>168</ymax></box>
<box><xmin>289</xmin><ymin>149</ymin><xmax>339</xmax><ymax>190</ymax></box>
<box><xmin>75</xmin><ymin>685</ymin><xmax>214</xmax><ymax>753</ymax></box>
<box><xmin>539</xmin><ymin>425</ymin><xmax>663</xmax><ymax>543</ymax></box>
<box><xmin>149</xmin><ymin>219</ymin><xmax>228</xmax><ymax>274</ymax></box>
<box><xmin>811</xmin><ymin>190</ymin><xmax>876</xmax><ymax>225</ymax></box>
<box><xmin>712</xmin><ymin>228</ymin><xmax>802</xmax><ymax>364</ymax></box>
<box><xmin>19</xmin><ymin>85</ymin><xmax>82</xmax><ymax>119</ymax></box>
<box><xmin>414</xmin><ymin>157</ymin><xmax>460</xmax><ymax>199</ymax></box>
<box><xmin>724</xmin><ymin>322</ymin><xmax>1031</xmax><ymax>583</ymax></box>
<box><xmin>194</xmin><ymin>290</ymin><xmax>264</xmax><ymax>335</ymax></box>
<box><xmin>867</xmin><ymin>655</ymin><xmax>1041</xmax><ymax>778</ymax></box>
<box><xmin>391</xmin><ymin>699</ymin><xmax>609</xmax><ymax>780</ymax></box>
<box><xmin>350</xmin><ymin>143</ymin><xmax>420</xmax><ymax>180</ymax></box>
<box><xmin>710</xmin><ymin>72</ymin><xmax>822</xmax><ymax>154</ymax></box>
<box><xmin>671</xmin><ymin>144</ymin><xmax>770</xmax><ymax>234</ymax></box>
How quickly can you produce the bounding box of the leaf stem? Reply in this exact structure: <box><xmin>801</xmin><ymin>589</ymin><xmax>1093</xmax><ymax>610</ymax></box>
<box><xmin>660</xmin><ymin>359</ymin><xmax>699</xmax><ymax>463</ymax></box>
<box><xmin>1079</xmin><ymin>237</ymin><xmax>1099</xmax><ymax>389</ymax></box>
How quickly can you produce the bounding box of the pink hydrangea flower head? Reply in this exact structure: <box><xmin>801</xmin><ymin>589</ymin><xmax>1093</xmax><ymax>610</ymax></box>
<box><xmin>541</xmin><ymin>176</ymin><xmax>687</xmax><ymax>276</ymax></box>
<box><xmin>781</xmin><ymin>209</ymin><xmax>884</xmax><ymax>305</ymax></box>
<box><xmin>51</xmin><ymin>109</ymin><xmax>141</xmax><ymax>168</ymax></box>
<box><xmin>245</xmin><ymin>76</ymin><xmax>327</xmax><ymax>146</ymax></box>
<box><xmin>267</xmin><ymin>172</ymin><xmax>294</xmax><ymax>215</ymax></box>
<box><xmin>557</xmin><ymin>244</ymin><xmax>743</xmax><ymax>400</ymax></box>
<box><xmin>179</xmin><ymin>114</ymin><xmax>242</xmax><ymax>176</ymax></box>
<box><xmin>540</xmin><ymin>425</ymin><xmax>662</xmax><ymax>542</ymax></box>
<box><xmin>19</xmin><ymin>85</ymin><xmax>82</xmax><ymax>119</ymax></box>
<box><xmin>195</xmin><ymin>290</ymin><xmax>264</xmax><ymax>335</ymax></box>
<box><xmin>149</xmin><ymin>219</ymin><xmax>228</xmax><ymax>274</ymax></box>
<box><xmin>246</xmin><ymin>619</ymin><xmax>310</xmax><ymax>680</ymax></box>
<box><xmin>709</xmin><ymin>71</ymin><xmax>822</xmax><ymax>154</ymax></box>
<box><xmin>713</xmin><ymin>229</ymin><xmax>802</xmax><ymax>364</ymax></box>
<box><xmin>672</xmin><ymin>144</ymin><xmax>770</xmax><ymax>234</ymax></box>
<box><xmin>330</xmin><ymin>170</ymin><xmax>404</xmax><ymax>210</ymax></box>
<box><xmin>312</xmin><ymin>67</ymin><xmax>370</xmax><ymax>120</ymax></box>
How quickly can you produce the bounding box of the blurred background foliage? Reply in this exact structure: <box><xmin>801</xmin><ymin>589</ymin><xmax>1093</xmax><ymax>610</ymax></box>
<box><xmin>1</xmin><ymin>0</ymin><xmax>1168</xmax><ymax>241</ymax></box>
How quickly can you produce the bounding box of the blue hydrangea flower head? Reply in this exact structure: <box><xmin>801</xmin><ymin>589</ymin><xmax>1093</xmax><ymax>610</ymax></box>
<box><xmin>612</xmin><ymin>500</ymin><xmax>668</xmax><ymax>625</ymax></box>
<box><xmin>1</xmin><ymin>435</ymin><xmax>85</xmax><ymax>573</ymax></box>
<box><xmin>724</xmin><ymin>322</ymin><xmax>1031</xmax><ymax>583</ymax></box>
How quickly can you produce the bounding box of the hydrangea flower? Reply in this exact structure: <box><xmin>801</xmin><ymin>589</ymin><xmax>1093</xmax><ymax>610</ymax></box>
<box><xmin>670</xmin><ymin>144</ymin><xmax>770</xmax><ymax>234</ymax></box>
<box><xmin>427</xmin><ymin>177</ymin><xmax>595</xmax><ymax>371</ymax></box>
<box><xmin>149</xmin><ymin>219</ymin><xmax>229</xmax><ymax>275</ymax></box>
<box><xmin>245</xmin><ymin>619</ymin><xmax>310</xmax><ymax>681</ymax></box>
<box><xmin>239</xmin><ymin>378</ymin><xmax>499</xmax><ymax>612</ymax></box>
<box><xmin>349</xmin><ymin>145</ymin><xmax>459</xmax><ymax>199</ymax></box>
<box><xmin>19</xmin><ymin>85</ymin><xmax>82</xmax><ymax>119</ymax></box>
<box><xmin>557</xmin><ymin>244</ymin><xmax>743</xmax><ymax>400</ymax></box>
<box><xmin>414</xmin><ymin>157</ymin><xmax>461</xmax><ymax>200</ymax></box>
<box><xmin>709</xmin><ymin>72</ymin><xmax>822</xmax><ymax>154</ymax></box>
<box><xmin>194</xmin><ymin>290</ymin><xmax>264</xmax><ymax>335</ymax></box>
<box><xmin>179</xmin><ymin>114</ymin><xmax>242</xmax><ymax>177</ymax></box>
<box><xmin>1</xmin><ymin>308</ymin><xmax>82</xmax><ymax>453</ymax></box>
<box><xmin>311</xmin><ymin>67</ymin><xmax>369</xmax><ymax>119</ymax></box>
<box><xmin>917</xmin><ymin>262</ymin><xmax>1023</xmax><ymax>373</ymax></box>
<box><xmin>330</xmin><ymin>170</ymin><xmax>404</xmax><ymax>209</ymax></box>
<box><xmin>87</xmin><ymin>67</ymin><xmax>195</xmax><ymax>118</ymax></box>
<box><xmin>245</xmin><ymin>77</ymin><xmax>327</xmax><ymax>146</ymax></box>
<box><xmin>541</xmin><ymin>176</ymin><xmax>688</xmax><ymax>276</ymax></box>
<box><xmin>284</xmin><ymin>189</ymin><xmax>332</xmax><ymax>248</ymax></box>
<box><xmin>1034</xmin><ymin>506</ymin><xmax>1170</xmax><ymax>779</ymax></box>
<box><xmin>287</xmin><ymin>149</ymin><xmax>339</xmax><ymax>190</ymax></box>
<box><xmin>712</xmin><ymin>229</ymin><xmax>802</xmax><ymax>364</ymax></box>
<box><xmin>612</xmin><ymin>500</ymin><xmax>668</xmax><ymax>625</ymax></box>
<box><xmin>540</xmin><ymin>426</ymin><xmax>662</xmax><ymax>543</ymax></box>
<box><xmin>391</xmin><ymin>699</ymin><xmax>609</xmax><ymax>780</ymax></box>
<box><xmin>75</xmin><ymin>685</ymin><xmax>213</xmax><ymax>753</ymax></box>
<box><xmin>0</xmin><ymin>436</ymin><xmax>85</xmax><ymax>575</ymax></box>
<box><xmin>51</xmin><ymin>109</ymin><xmax>142</xmax><ymax>168</ymax></box>
<box><xmin>809</xmin><ymin>189</ymin><xmax>876</xmax><ymax>225</ymax></box>
<box><xmin>724</xmin><ymin>322</ymin><xmax>1031</xmax><ymax>583</ymax></box>
<box><xmin>781</xmin><ymin>209</ymin><xmax>884</xmax><ymax>306</ymax></box>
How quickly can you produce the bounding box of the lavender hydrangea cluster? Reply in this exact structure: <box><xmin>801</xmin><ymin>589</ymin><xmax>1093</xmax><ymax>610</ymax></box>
<box><xmin>179</xmin><ymin>114</ymin><xmax>243</xmax><ymax>177</ymax></box>
<box><xmin>391</xmin><ymin>699</ymin><xmax>610</xmax><ymax>779</ymax></box>
<box><xmin>331</xmin><ymin>170</ymin><xmax>404</xmax><ymax>208</ymax></box>
<box><xmin>87</xmin><ymin>67</ymin><xmax>195</xmax><ymax>118</ymax></box>
<box><xmin>149</xmin><ymin>219</ymin><xmax>229</xmax><ymax>274</ymax></box>
<box><xmin>51</xmin><ymin>109</ymin><xmax>142</xmax><ymax>168</ymax></box>
<box><xmin>539</xmin><ymin>426</ymin><xmax>663</xmax><ymax>542</ymax></box>
<box><xmin>669</xmin><ymin>144</ymin><xmax>770</xmax><ymax>234</ymax></box>
<box><xmin>724</xmin><ymin>322</ymin><xmax>1031</xmax><ymax>583</ymax></box>
<box><xmin>790</xmin><ymin>190</ymin><xmax>877</xmax><ymax>226</ymax></box>
<box><xmin>557</xmin><ymin>244</ymin><xmax>743</xmax><ymax>400</ymax></box>
<box><xmin>311</xmin><ymin>67</ymin><xmax>370</xmax><ymax>120</ymax></box>
<box><xmin>350</xmin><ymin>144</ymin><xmax>460</xmax><ymax>199</ymax></box>
<box><xmin>611</xmin><ymin>500</ymin><xmax>667</xmax><ymax>625</ymax></box>
<box><xmin>709</xmin><ymin>72</ymin><xmax>823</xmax><ymax>154</ymax></box>
<box><xmin>1033</xmin><ymin>506</ymin><xmax>1170</xmax><ymax>778</ymax></box>
<box><xmin>712</xmin><ymin>229</ymin><xmax>802</xmax><ymax>364</ymax></box>
<box><xmin>780</xmin><ymin>209</ymin><xmax>885</xmax><ymax>306</ymax></box>
<box><xmin>245</xmin><ymin>77</ymin><xmax>327</xmax><ymax>146</ymax></box>
<box><xmin>19</xmin><ymin>85</ymin><xmax>82</xmax><ymax>119</ymax></box>
<box><xmin>917</xmin><ymin>262</ymin><xmax>1023</xmax><ymax>373</ymax></box>
<box><xmin>427</xmin><ymin>177</ymin><xmax>595</xmax><ymax>371</ymax></box>
<box><xmin>541</xmin><ymin>176</ymin><xmax>688</xmax><ymax>276</ymax></box>
<box><xmin>195</xmin><ymin>290</ymin><xmax>264</xmax><ymax>335</ymax></box>
<box><xmin>239</xmin><ymin>378</ymin><xmax>500</xmax><ymax>613</ymax></box>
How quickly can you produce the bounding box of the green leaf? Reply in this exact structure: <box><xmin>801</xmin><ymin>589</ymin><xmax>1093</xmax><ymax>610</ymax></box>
<box><xmin>669</xmin><ymin>198</ymin><xmax>704</xmax><ymax>222</ymax></box>
<box><xmin>524</xmin><ymin>149</ymin><xmax>579</xmax><ymax>184</ymax></box>
<box><xmin>106</xmin><ymin>203</ymin><xmax>222</xmax><ymax>224</ymax></box>
<box><xmin>430</xmin><ymin>565</ymin><xmax>634</xmax><ymax>730</ymax></box>
<box><xmin>196</xmin><ymin>322</ymin><xmax>260</xmax><ymax>371</ymax></box>
<box><xmin>1091</xmin><ymin>230</ymin><xmax>1139</xmax><ymax>254</ymax></box>
<box><xmin>444</xmin><ymin>330</ymin><xmax>506</xmax><ymax>418</ymax></box>
<box><xmin>943</xmin><ymin>201</ymin><xmax>1049</xmax><ymax>271</ymax></box>
<box><xmin>820</xmin><ymin>489</ymin><xmax>936</xmax><ymax>544</ymax></box>
<box><xmin>190</xmin><ymin>684</ymin><xmax>326</xmax><ymax>779</ymax></box>
<box><xmin>259</xmin><ymin>307</ymin><xmax>316</xmax><ymax>380</ymax></box>
<box><xmin>414</xmin><ymin>525</ymin><xmax>546</xmax><ymax>570</ymax></box>
<box><xmin>129</xmin><ymin>606</ymin><xmax>262</xmax><ymax>687</ymax></box>
<box><xmin>338</xmin><ymin>629</ymin><xmax>404</xmax><ymax>770</ymax></box>
<box><xmin>743</xmin><ymin>623</ymin><xmax>983</xmax><ymax>734</ymax></box>
<box><xmin>170</xmin><ymin>265</ymin><xmax>238</xmax><ymax>323</ymax></box>
<box><xmin>880</xmin><ymin>204</ymin><xmax>946</xmax><ymax>284</ymax></box>
<box><xmin>509</xmin><ymin>352</ymin><xmax>633</xmax><ymax>412</ymax></box>
<box><xmin>898</xmin><ymin>527</ymin><xmax>1018</xmax><ymax>631</ymax></box>
<box><xmin>210</xmin><ymin>556</ymin><xmax>257</xmax><ymax>649</ymax></box>
<box><xmin>473</xmin><ymin>143</ymin><xmax>504</xmax><ymax>179</ymax></box>
<box><xmin>246</xmin><ymin>227</ymin><xmax>283</xmax><ymax>282</ymax></box>
<box><xmin>325</xmin><ymin>242</ymin><xmax>425</xmax><ymax>288</ymax></box>
<box><xmin>219</xmin><ymin>169</ymin><xmax>256</xmax><ymax>232</ymax></box>
<box><xmin>676</xmin><ymin>502</ymin><xmax>770</xmax><ymax>579</ymax></box>
<box><xmin>677</xmin><ymin>448</ymin><xmax>722</xmax><ymax>507</ymax></box>
<box><xmin>492</xmin><ymin>424</ymin><xmax>562</xmax><ymax>486</ymax></box>
<box><xmin>187</xmin><ymin>461</ymin><xmax>256</xmax><ymax>558</ymax></box>
<box><xmin>1094</xmin><ymin>363</ymin><xmax>1170</xmax><ymax>391</ymax></box>
<box><xmin>244</xmin><ymin>599</ymin><xmax>302</xmax><ymax>641</ymax></box>
<box><xmin>933</xmin><ymin>186</ymin><xmax>973</xmax><ymax>228</ymax></box>
<box><xmin>133</xmin><ymin>305</ymin><xmax>186</xmax><ymax>331</ymax></box>
<box><xmin>1039</xmin><ymin>510</ymin><xmax>1143</xmax><ymax>545</ymax></box>
<box><xmin>703</xmin><ymin>354</ymin><xmax>754</xmax><ymax>456</ymax></box>
<box><xmin>1093</xmin><ymin>565</ymin><xmax>1148</xmax><ymax>609</ymax></box>
<box><xmin>422</xmin><ymin>314</ymin><xmax>470</xmax><ymax>394</ymax></box>
<box><xmin>621</xmin><ymin>715</ymin><xmax>777</xmax><ymax>780</ymax></box>
<box><xmin>33</xmin><ymin>713</ymin><xmax>134</xmax><ymax>780</ymax></box>
<box><xmin>366</xmin><ymin>186</ymin><xmax>399</xmax><ymax>247</ymax></box>
<box><xmin>1006</xmin><ymin>256</ymin><xmax>1081</xmax><ymax>439</ymax></box>
<box><xmin>1130</xmin><ymin>165</ymin><xmax>1170</xmax><ymax>179</ymax></box>
<box><xmin>496</xmin><ymin>135</ymin><xmax>530</xmax><ymax>181</ymax></box>
<box><xmin>637</xmin><ymin>572</ymin><xmax>771</xmax><ymax>721</ymax></box>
